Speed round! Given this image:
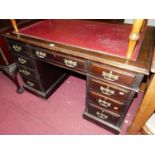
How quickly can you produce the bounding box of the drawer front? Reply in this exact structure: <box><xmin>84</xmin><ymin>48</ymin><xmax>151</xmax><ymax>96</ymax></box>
<box><xmin>88</xmin><ymin>91</ymin><xmax>124</xmax><ymax>114</ymax></box>
<box><xmin>89</xmin><ymin>78</ymin><xmax>130</xmax><ymax>103</ymax></box>
<box><xmin>7</xmin><ymin>39</ymin><xmax>28</xmax><ymax>55</ymax></box>
<box><xmin>22</xmin><ymin>78</ymin><xmax>42</xmax><ymax>91</ymax></box>
<box><xmin>31</xmin><ymin>47</ymin><xmax>54</xmax><ymax>61</ymax></box>
<box><xmin>18</xmin><ymin>66</ymin><xmax>38</xmax><ymax>81</ymax></box>
<box><xmin>13</xmin><ymin>54</ymin><xmax>35</xmax><ymax>69</ymax></box>
<box><xmin>53</xmin><ymin>54</ymin><xmax>86</xmax><ymax>73</ymax></box>
<box><xmin>89</xmin><ymin>63</ymin><xmax>136</xmax><ymax>87</ymax></box>
<box><xmin>87</xmin><ymin>104</ymin><xmax>120</xmax><ymax>125</ymax></box>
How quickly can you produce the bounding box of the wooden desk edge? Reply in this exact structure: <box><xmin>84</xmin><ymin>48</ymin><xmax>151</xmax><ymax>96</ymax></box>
<box><xmin>3</xmin><ymin>26</ymin><xmax>154</xmax><ymax>75</ymax></box>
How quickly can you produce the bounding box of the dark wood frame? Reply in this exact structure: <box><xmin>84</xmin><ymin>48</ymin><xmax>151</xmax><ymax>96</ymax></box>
<box><xmin>3</xmin><ymin>26</ymin><xmax>153</xmax><ymax>75</ymax></box>
<box><xmin>3</xmin><ymin>20</ymin><xmax>154</xmax><ymax>134</ymax></box>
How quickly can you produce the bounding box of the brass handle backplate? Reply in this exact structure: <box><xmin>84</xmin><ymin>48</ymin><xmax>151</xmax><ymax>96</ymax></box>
<box><xmin>19</xmin><ymin>69</ymin><xmax>30</xmax><ymax>76</ymax></box>
<box><xmin>27</xmin><ymin>81</ymin><xmax>34</xmax><ymax>87</ymax></box>
<box><xmin>12</xmin><ymin>44</ymin><xmax>22</xmax><ymax>52</ymax></box>
<box><xmin>102</xmin><ymin>71</ymin><xmax>119</xmax><ymax>82</ymax></box>
<box><xmin>36</xmin><ymin>50</ymin><xmax>46</xmax><ymax>58</ymax></box>
<box><xmin>96</xmin><ymin>111</ymin><xmax>108</xmax><ymax>120</ymax></box>
<box><xmin>98</xmin><ymin>99</ymin><xmax>111</xmax><ymax>108</ymax></box>
<box><xmin>64</xmin><ymin>59</ymin><xmax>77</xmax><ymax>68</ymax></box>
<box><xmin>18</xmin><ymin>57</ymin><xmax>27</xmax><ymax>64</ymax></box>
<box><xmin>100</xmin><ymin>86</ymin><xmax>115</xmax><ymax>96</ymax></box>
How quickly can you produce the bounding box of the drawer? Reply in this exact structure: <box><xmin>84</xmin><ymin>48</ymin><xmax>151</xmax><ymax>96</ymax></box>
<box><xmin>7</xmin><ymin>39</ymin><xmax>29</xmax><ymax>56</ymax></box>
<box><xmin>89</xmin><ymin>78</ymin><xmax>131</xmax><ymax>103</ymax></box>
<box><xmin>22</xmin><ymin>78</ymin><xmax>42</xmax><ymax>91</ymax></box>
<box><xmin>89</xmin><ymin>63</ymin><xmax>136</xmax><ymax>87</ymax></box>
<box><xmin>53</xmin><ymin>54</ymin><xmax>86</xmax><ymax>73</ymax></box>
<box><xmin>18</xmin><ymin>66</ymin><xmax>38</xmax><ymax>81</ymax></box>
<box><xmin>13</xmin><ymin>54</ymin><xmax>35</xmax><ymax>69</ymax></box>
<box><xmin>88</xmin><ymin>91</ymin><xmax>124</xmax><ymax>114</ymax></box>
<box><xmin>31</xmin><ymin>46</ymin><xmax>54</xmax><ymax>61</ymax></box>
<box><xmin>87</xmin><ymin>104</ymin><xmax>120</xmax><ymax>125</ymax></box>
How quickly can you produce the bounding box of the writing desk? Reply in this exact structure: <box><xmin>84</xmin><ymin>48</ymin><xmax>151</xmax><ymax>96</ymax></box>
<box><xmin>4</xmin><ymin>20</ymin><xmax>154</xmax><ymax>134</ymax></box>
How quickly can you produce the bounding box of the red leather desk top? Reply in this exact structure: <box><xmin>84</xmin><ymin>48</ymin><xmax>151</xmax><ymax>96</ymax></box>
<box><xmin>19</xmin><ymin>20</ymin><xmax>143</xmax><ymax>60</ymax></box>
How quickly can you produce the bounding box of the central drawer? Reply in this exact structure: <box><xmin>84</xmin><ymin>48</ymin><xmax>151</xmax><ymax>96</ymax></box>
<box><xmin>31</xmin><ymin>46</ymin><xmax>54</xmax><ymax>61</ymax></box>
<box><xmin>31</xmin><ymin>46</ymin><xmax>86</xmax><ymax>73</ymax></box>
<box><xmin>89</xmin><ymin>78</ymin><xmax>131</xmax><ymax>103</ymax></box>
<box><xmin>53</xmin><ymin>54</ymin><xmax>86</xmax><ymax>73</ymax></box>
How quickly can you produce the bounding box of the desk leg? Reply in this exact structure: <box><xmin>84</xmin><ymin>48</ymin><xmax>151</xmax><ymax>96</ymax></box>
<box><xmin>2</xmin><ymin>63</ymin><xmax>24</xmax><ymax>94</ymax></box>
<box><xmin>127</xmin><ymin>75</ymin><xmax>155</xmax><ymax>134</ymax></box>
<box><xmin>8</xmin><ymin>72</ymin><xmax>24</xmax><ymax>94</ymax></box>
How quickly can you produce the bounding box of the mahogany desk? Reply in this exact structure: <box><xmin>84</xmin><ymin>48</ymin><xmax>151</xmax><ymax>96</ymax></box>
<box><xmin>4</xmin><ymin>20</ymin><xmax>154</xmax><ymax>134</ymax></box>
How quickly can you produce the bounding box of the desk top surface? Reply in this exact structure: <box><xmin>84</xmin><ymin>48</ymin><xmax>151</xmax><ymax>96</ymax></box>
<box><xmin>5</xmin><ymin>20</ymin><xmax>154</xmax><ymax>75</ymax></box>
<box><xmin>18</xmin><ymin>20</ymin><xmax>141</xmax><ymax>61</ymax></box>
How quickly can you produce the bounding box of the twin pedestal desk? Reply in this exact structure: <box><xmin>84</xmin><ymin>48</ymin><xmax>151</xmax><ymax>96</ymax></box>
<box><xmin>4</xmin><ymin>20</ymin><xmax>154</xmax><ymax>134</ymax></box>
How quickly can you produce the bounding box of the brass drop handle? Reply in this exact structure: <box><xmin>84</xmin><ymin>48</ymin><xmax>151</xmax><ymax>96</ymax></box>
<box><xmin>64</xmin><ymin>59</ymin><xmax>77</xmax><ymax>68</ymax></box>
<box><xmin>19</xmin><ymin>69</ymin><xmax>30</xmax><ymax>76</ymax></box>
<box><xmin>96</xmin><ymin>111</ymin><xmax>108</xmax><ymax>120</ymax></box>
<box><xmin>27</xmin><ymin>81</ymin><xmax>34</xmax><ymax>87</ymax></box>
<box><xmin>100</xmin><ymin>86</ymin><xmax>115</xmax><ymax>96</ymax></box>
<box><xmin>98</xmin><ymin>99</ymin><xmax>111</xmax><ymax>107</ymax></box>
<box><xmin>102</xmin><ymin>71</ymin><xmax>119</xmax><ymax>81</ymax></box>
<box><xmin>18</xmin><ymin>57</ymin><xmax>27</xmax><ymax>64</ymax></box>
<box><xmin>12</xmin><ymin>44</ymin><xmax>22</xmax><ymax>52</ymax></box>
<box><xmin>35</xmin><ymin>50</ymin><xmax>46</xmax><ymax>58</ymax></box>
